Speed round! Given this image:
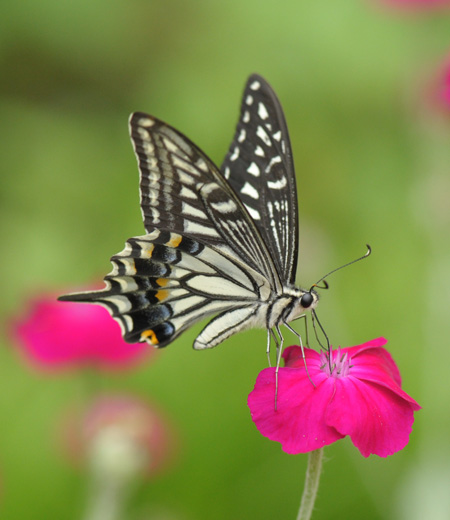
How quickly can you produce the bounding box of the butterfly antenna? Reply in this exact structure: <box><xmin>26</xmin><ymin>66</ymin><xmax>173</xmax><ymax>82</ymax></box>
<box><xmin>311</xmin><ymin>244</ymin><xmax>371</xmax><ymax>290</ymax></box>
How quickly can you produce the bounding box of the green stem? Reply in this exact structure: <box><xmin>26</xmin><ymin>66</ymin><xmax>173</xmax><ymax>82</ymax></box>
<box><xmin>296</xmin><ymin>448</ymin><xmax>324</xmax><ymax>520</ymax></box>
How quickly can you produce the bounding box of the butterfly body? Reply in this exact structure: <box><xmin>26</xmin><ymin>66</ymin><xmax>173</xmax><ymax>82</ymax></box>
<box><xmin>60</xmin><ymin>74</ymin><xmax>319</xmax><ymax>351</ymax></box>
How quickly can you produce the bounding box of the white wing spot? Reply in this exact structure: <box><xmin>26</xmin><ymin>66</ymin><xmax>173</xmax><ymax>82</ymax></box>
<box><xmin>247</xmin><ymin>162</ymin><xmax>260</xmax><ymax>177</ymax></box>
<box><xmin>140</xmin><ymin>141</ymin><xmax>154</xmax><ymax>154</ymax></box>
<box><xmin>273</xmin><ymin>130</ymin><xmax>282</xmax><ymax>141</ymax></box>
<box><xmin>267</xmin><ymin>176</ymin><xmax>287</xmax><ymax>190</ymax></box>
<box><xmin>258</xmin><ymin>103</ymin><xmax>269</xmax><ymax>120</ymax></box>
<box><xmin>243</xmin><ymin>111</ymin><xmax>250</xmax><ymax>123</ymax></box>
<box><xmin>224</xmin><ymin>166</ymin><xmax>230</xmax><ymax>179</ymax></box>
<box><xmin>163</xmin><ymin>137</ymin><xmax>178</xmax><ymax>152</ymax></box>
<box><xmin>267</xmin><ymin>202</ymin><xmax>281</xmax><ymax>253</ymax></box>
<box><xmin>114</xmin><ymin>276</ymin><xmax>139</xmax><ymax>293</ymax></box>
<box><xmin>211</xmin><ymin>199</ymin><xmax>238</xmax><ymax>213</ymax></box>
<box><xmin>137</xmin><ymin>127</ymin><xmax>148</xmax><ymax>140</ymax></box>
<box><xmin>250</xmin><ymin>81</ymin><xmax>261</xmax><ymax>91</ymax></box>
<box><xmin>196</xmin><ymin>158</ymin><xmax>208</xmax><ymax>172</ymax></box>
<box><xmin>257</xmin><ymin>126</ymin><xmax>271</xmax><ymax>146</ymax></box>
<box><xmin>176</xmin><ymin>170</ymin><xmax>196</xmax><ymax>186</ymax></box>
<box><xmin>246</xmin><ymin>95</ymin><xmax>253</xmax><ymax>105</ymax></box>
<box><xmin>199</xmin><ymin>181</ymin><xmax>220</xmax><ymax>196</ymax></box>
<box><xmin>149</xmin><ymin>207</ymin><xmax>160</xmax><ymax>223</ymax></box>
<box><xmin>255</xmin><ymin>145</ymin><xmax>265</xmax><ymax>157</ymax></box>
<box><xmin>137</xmin><ymin>117</ymin><xmax>155</xmax><ymax>128</ymax></box>
<box><xmin>182</xmin><ymin>202</ymin><xmax>208</xmax><ymax>220</ymax></box>
<box><xmin>173</xmin><ymin>156</ymin><xmax>201</xmax><ymax>176</ymax></box>
<box><xmin>119</xmin><ymin>315</ymin><xmax>133</xmax><ymax>335</ymax></box>
<box><xmin>180</xmin><ymin>185</ymin><xmax>197</xmax><ymax>199</ymax></box>
<box><xmin>230</xmin><ymin>146</ymin><xmax>240</xmax><ymax>161</ymax></box>
<box><xmin>238</xmin><ymin>129</ymin><xmax>246</xmax><ymax>143</ymax></box>
<box><xmin>245</xmin><ymin>204</ymin><xmax>261</xmax><ymax>220</ymax></box>
<box><xmin>266</xmin><ymin>156</ymin><xmax>282</xmax><ymax>172</ymax></box>
<box><xmin>241</xmin><ymin>181</ymin><xmax>259</xmax><ymax>199</ymax></box>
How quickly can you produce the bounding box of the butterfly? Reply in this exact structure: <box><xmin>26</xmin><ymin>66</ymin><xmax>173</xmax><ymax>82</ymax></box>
<box><xmin>59</xmin><ymin>74</ymin><xmax>325</xmax><ymax>361</ymax></box>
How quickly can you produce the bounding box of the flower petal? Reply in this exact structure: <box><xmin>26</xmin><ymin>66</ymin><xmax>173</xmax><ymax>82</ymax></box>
<box><xmin>327</xmin><ymin>377</ymin><xmax>420</xmax><ymax>457</ymax></box>
<box><xmin>282</xmin><ymin>345</ymin><xmax>320</xmax><ymax>368</ymax></box>
<box><xmin>346</xmin><ymin>340</ymin><xmax>402</xmax><ymax>386</ymax></box>
<box><xmin>248</xmin><ymin>366</ymin><xmax>344</xmax><ymax>454</ymax></box>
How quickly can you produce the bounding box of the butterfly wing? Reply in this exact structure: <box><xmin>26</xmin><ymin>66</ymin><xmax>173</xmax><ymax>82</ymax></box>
<box><xmin>221</xmin><ymin>74</ymin><xmax>299</xmax><ymax>285</ymax></box>
<box><xmin>59</xmin><ymin>112</ymin><xmax>280</xmax><ymax>347</ymax></box>
<box><xmin>130</xmin><ymin>113</ymin><xmax>280</xmax><ymax>290</ymax></box>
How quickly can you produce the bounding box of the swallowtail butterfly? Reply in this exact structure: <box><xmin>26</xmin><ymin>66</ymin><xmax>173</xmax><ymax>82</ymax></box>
<box><xmin>60</xmin><ymin>75</ymin><xmax>323</xmax><ymax>357</ymax></box>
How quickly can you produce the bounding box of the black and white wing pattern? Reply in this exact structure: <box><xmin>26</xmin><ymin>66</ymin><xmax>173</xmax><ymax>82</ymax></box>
<box><xmin>221</xmin><ymin>74</ymin><xmax>299</xmax><ymax>285</ymax></box>
<box><xmin>59</xmin><ymin>112</ymin><xmax>284</xmax><ymax>348</ymax></box>
<box><xmin>59</xmin><ymin>76</ymin><xmax>318</xmax><ymax>351</ymax></box>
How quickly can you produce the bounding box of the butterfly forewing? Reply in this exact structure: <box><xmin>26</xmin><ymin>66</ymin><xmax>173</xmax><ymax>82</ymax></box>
<box><xmin>130</xmin><ymin>112</ymin><xmax>281</xmax><ymax>290</ymax></box>
<box><xmin>221</xmin><ymin>74</ymin><xmax>299</xmax><ymax>284</ymax></box>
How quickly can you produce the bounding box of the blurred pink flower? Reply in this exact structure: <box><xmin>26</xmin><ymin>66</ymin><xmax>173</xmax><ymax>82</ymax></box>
<box><xmin>377</xmin><ymin>0</ymin><xmax>450</xmax><ymax>9</ymax></box>
<box><xmin>248</xmin><ymin>338</ymin><xmax>420</xmax><ymax>457</ymax></box>
<box><xmin>10</xmin><ymin>294</ymin><xmax>154</xmax><ymax>371</ymax></box>
<box><xmin>62</xmin><ymin>394</ymin><xmax>176</xmax><ymax>477</ymax></box>
<box><xmin>432</xmin><ymin>55</ymin><xmax>450</xmax><ymax>111</ymax></box>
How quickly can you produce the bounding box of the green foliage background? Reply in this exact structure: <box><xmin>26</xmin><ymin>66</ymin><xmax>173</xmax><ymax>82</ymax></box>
<box><xmin>1</xmin><ymin>1</ymin><xmax>450</xmax><ymax>519</ymax></box>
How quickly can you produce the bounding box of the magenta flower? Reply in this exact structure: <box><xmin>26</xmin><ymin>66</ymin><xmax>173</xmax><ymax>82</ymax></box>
<box><xmin>248</xmin><ymin>338</ymin><xmax>420</xmax><ymax>457</ymax></box>
<box><xmin>10</xmin><ymin>293</ymin><xmax>154</xmax><ymax>371</ymax></box>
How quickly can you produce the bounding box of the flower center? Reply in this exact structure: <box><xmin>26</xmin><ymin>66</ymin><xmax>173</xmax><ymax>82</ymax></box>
<box><xmin>320</xmin><ymin>349</ymin><xmax>351</xmax><ymax>379</ymax></box>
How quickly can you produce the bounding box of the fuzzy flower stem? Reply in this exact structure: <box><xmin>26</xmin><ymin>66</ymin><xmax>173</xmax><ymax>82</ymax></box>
<box><xmin>296</xmin><ymin>448</ymin><xmax>324</xmax><ymax>520</ymax></box>
<box><xmin>83</xmin><ymin>477</ymin><xmax>129</xmax><ymax>520</ymax></box>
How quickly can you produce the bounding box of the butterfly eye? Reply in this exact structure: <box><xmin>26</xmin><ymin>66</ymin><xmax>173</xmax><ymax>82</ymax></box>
<box><xmin>300</xmin><ymin>292</ymin><xmax>314</xmax><ymax>309</ymax></box>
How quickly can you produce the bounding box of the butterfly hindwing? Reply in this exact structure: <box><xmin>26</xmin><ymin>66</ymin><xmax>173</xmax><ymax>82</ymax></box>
<box><xmin>221</xmin><ymin>74</ymin><xmax>299</xmax><ymax>284</ymax></box>
<box><xmin>61</xmin><ymin>229</ymin><xmax>271</xmax><ymax>347</ymax></box>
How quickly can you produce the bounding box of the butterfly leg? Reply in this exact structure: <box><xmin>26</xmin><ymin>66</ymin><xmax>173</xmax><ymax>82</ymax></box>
<box><xmin>266</xmin><ymin>329</ymin><xmax>272</xmax><ymax>367</ymax></box>
<box><xmin>311</xmin><ymin>312</ymin><xmax>325</xmax><ymax>350</ymax></box>
<box><xmin>283</xmin><ymin>321</ymin><xmax>315</xmax><ymax>388</ymax></box>
<box><xmin>311</xmin><ymin>310</ymin><xmax>332</xmax><ymax>371</ymax></box>
<box><xmin>291</xmin><ymin>313</ymin><xmax>311</xmax><ymax>347</ymax></box>
<box><xmin>273</xmin><ymin>324</ymin><xmax>285</xmax><ymax>410</ymax></box>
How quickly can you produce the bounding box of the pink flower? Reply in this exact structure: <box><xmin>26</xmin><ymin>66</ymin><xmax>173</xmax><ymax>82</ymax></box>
<box><xmin>248</xmin><ymin>338</ymin><xmax>420</xmax><ymax>457</ymax></box>
<box><xmin>377</xmin><ymin>0</ymin><xmax>450</xmax><ymax>9</ymax></box>
<box><xmin>62</xmin><ymin>394</ymin><xmax>176</xmax><ymax>477</ymax></box>
<box><xmin>10</xmin><ymin>293</ymin><xmax>154</xmax><ymax>371</ymax></box>
<box><xmin>431</xmin><ymin>55</ymin><xmax>450</xmax><ymax>112</ymax></box>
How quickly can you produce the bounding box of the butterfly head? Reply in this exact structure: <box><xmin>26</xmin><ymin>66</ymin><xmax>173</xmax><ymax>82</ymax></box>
<box><xmin>282</xmin><ymin>286</ymin><xmax>320</xmax><ymax>324</ymax></box>
<box><xmin>299</xmin><ymin>289</ymin><xmax>319</xmax><ymax>310</ymax></box>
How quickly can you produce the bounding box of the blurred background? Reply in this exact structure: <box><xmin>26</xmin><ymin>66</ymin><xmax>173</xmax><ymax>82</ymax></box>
<box><xmin>1</xmin><ymin>1</ymin><xmax>450</xmax><ymax>519</ymax></box>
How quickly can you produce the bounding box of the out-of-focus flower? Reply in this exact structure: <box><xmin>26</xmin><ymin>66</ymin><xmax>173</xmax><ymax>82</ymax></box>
<box><xmin>376</xmin><ymin>0</ymin><xmax>450</xmax><ymax>10</ymax></box>
<box><xmin>61</xmin><ymin>394</ymin><xmax>177</xmax><ymax>520</ymax></box>
<box><xmin>63</xmin><ymin>394</ymin><xmax>175</xmax><ymax>478</ymax></box>
<box><xmin>443</xmin><ymin>63</ymin><xmax>450</xmax><ymax>106</ymax></box>
<box><xmin>426</xmin><ymin>55</ymin><xmax>450</xmax><ymax>114</ymax></box>
<box><xmin>248</xmin><ymin>338</ymin><xmax>420</xmax><ymax>457</ymax></box>
<box><xmin>10</xmin><ymin>293</ymin><xmax>154</xmax><ymax>371</ymax></box>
